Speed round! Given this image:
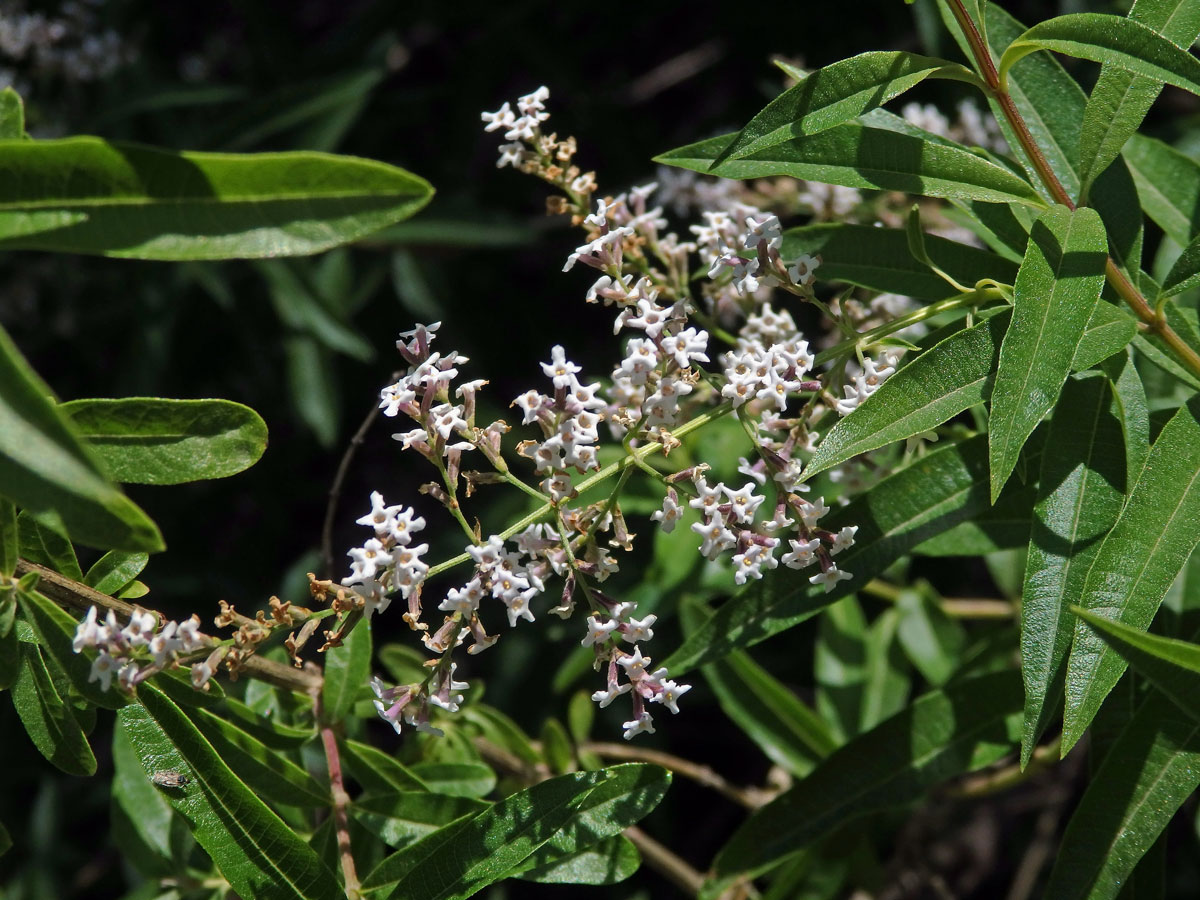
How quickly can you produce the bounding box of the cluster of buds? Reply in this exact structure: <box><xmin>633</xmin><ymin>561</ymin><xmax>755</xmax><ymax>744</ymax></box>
<box><xmin>72</xmin><ymin>605</ymin><xmax>209</xmax><ymax>691</ymax></box>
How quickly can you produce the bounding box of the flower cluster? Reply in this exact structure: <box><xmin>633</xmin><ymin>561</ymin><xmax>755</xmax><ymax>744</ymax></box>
<box><xmin>72</xmin><ymin>605</ymin><xmax>208</xmax><ymax>692</ymax></box>
<box><xmin>342</xmin><ymin>489</ymin><xmax>430</xmax><ymax>618</ymax></box>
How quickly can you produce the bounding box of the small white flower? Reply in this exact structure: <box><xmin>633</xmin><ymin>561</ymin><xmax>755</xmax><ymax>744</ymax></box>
<box><xmin>651</xmin><ymin>488</ymin><xmax>684</xmax><ymax>533</ymax></box>
<box><xmin>622</xmin><ymin>615</ymin><xmax>657</xmax><ymax>644</ymax></box>
<box><xmin>622</xmin><ymin>711</ymin><xmax>656</xmax><ymax>740</ymax></box>
<box><xmin>591</xmin><ymin>682</ymin><xmax>631</xmax><ymax>708</ymax></box>
<box><xmin>809</xmin><ymin>565</ymin><xmax>853</xmax><ymax>593</ymax></box>
<box><xmin>830</xmin><ymin>525</ymin><xmax>859</xmax><ymax>556</ymax></box>
<box><xmin>582</xmin><ymin>615</ymin><xmax>620</xmax><ymax>647</ymax></box>
<box><xmin>653</xmin><ymin>679</ymin><xmax>691</xmax><ymax>714</ymax></box>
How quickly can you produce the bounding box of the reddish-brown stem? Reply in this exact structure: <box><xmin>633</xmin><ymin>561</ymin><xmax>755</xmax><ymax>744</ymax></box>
<box><xmin>317</xmin><ymin>702</ymin><xmax>361</xmax><ymax>899</ymax></box>
<box><xmin>946</xmin><ymin>0</ymin><xmax>1200</xmax><ymax>380</ymax></box>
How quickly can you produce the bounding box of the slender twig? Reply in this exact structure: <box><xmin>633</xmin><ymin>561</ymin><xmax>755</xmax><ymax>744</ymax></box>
<box><xmin>581</xmin><ymin>741</ymin><xmax>769</xmax><ymax>810</ymax></box>
<box><xmin>945</xmin><ymin>0</ymin><xmax>1200</xmax><ymax>380</ymax></box>
<box><xmin>321</xmin><ymin>377</ymin><xmax>396</xmax><ymax>579</ymax></box>
<box><xmin>14</xmin><ymin>558</ymin><xmax>322</xmax><ymax>694</ymax></box>
<box><xmin>316</xmin><ymin>692</ymin><xmax>361</xmax><ymax>899</ymax></box>
<box><xmin>862</xmin><ymin>578</ymin><xmax>1016</xmax><ymax>619</ymax></box>
<box><xmin>948</xmin><ymin>736</ymin><xmax>1063</xmax><ymax>798</ymax></box>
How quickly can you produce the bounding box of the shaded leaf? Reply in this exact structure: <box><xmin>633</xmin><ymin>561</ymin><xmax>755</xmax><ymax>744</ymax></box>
<box><xmin>17</xmin><ymin>510</ymin><xmax>81</xmax><ymax>580</ymax></box>
<box><xmin>0</xmin><ymin>138</ymin><xmax>433</xmax><ymax>259</ymax></box>
<box><xmin>515</xmin><ymin>835</ymin><xmax>639</xmax><ymax>886</ymax></box>
<box><xmin>60</xmin><ymin>398</ymin><xmax>268</xmax><ymax>485</ymax></box>
<box><xmin>0</xmin><ymin>323</ymin><xmax>162</xmax><ymax>552</ymax></box>
<box><xmin>896</xmin><ymin>585</ymin><xmax>966</xmax><ymax>686</ymax></box>
<box><xmin>0</xmin><ymin>498</ymin><xmax>16</xmax><ymax>577</ymax></box>
<box><xmin>1074</xmin><ymin>608</ymin><xmax>1200</xmax><ymax>724</ymax></box>
<box><xmin>11</xmin><ymin>641</ymin><xmax>96</xmax><ymax>776</ymax></box>
<box><xmin>408</xmin><ymin>762</ymin><xmax>497</xmax><ymax>799</ymax></box>
<box><xmin>654</xmin><ymin>124</ymin><xmax>1042</xmax><ymax>205</ymax></box>
<box><xmin>1125</xmin><ymin>134</ymin><xmax>1200</xmax><ymax>247</ymax></box>
<box><xmin>780</xmin><ymin>223</ymin><xmax>1017</xmax><ymax>300</ymax></box>
<box><xmin>322</xmin><ymin>617</ymin><xmax>371</xmax><ymax>723</ymax></box>
<box><xmin>119</xmin><ymin>687</ymin><xmax>342</xmax><ymax>900</ymax></box>
<box><xmin>1064</xmin><ymin>398</ymin><xmax>1200</xmax><ymax>752</ymax></box>
<box><xmin>0</xmin><ymin>87</ymin><xmax>25</xmax><ymax>139</ymax></box>
<box><xmin>718</xmin><ymin>51</ymin><xmax>973</xmax><ymax>162</ymax></box>
<box><xmin>1020</xmin><ymin>374</ymin><xmax>1127</xmax><ymax>767</ymax></box>
<box><xmin>714</xmin><ymin>671</ymin><xmax>1021</xmax><ymax>875</ymax></box>
<box><xmin>1161</xmin><ymin>231</ymin><xmax>1200</xmax><ymax>298</ymax></box>
<box><xmin>352</xmin><ymin>791</ymin><xmax>489</xmax><ymax>849</ymax></box>
<box><xmin>1046</xmin><ymin>690</ymin><xmax>1200</xmax><ymax>900</ymax></box>
<box><xmin>361</xmin><ymin>768</ymin><xmax>618</xmax><ymax>898</ymax></box>
<box><xmin>112</xmin><ymin>716</ymin><xmax>182</xmax><ymax>876</ymax></box>
<box><xmin>340</xmin><ymin>739</ymin><xmax>429</xmax><ymax>794</ymax></box>
<box><xmin>989</xmin><ymin>205</ymin><xmax>1108</xmax><ymax>501</ymax></box>
<box><xmin>190</xmin><ymin>706</ymin><xmax>330</xmax><ymax>807</ymax></box>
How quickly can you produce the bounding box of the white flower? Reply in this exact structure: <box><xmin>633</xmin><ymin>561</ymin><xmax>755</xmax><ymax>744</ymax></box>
<box><xmin>622</xmin><ymin>614</ymin><xmax>657</xmax><ymax>644</ymax></box>
<box><xmin>651</xmin><ymin>488</ymin><xmax>684</xmax><ymax>534</ymax></box>
<box><xmin>540</xmin><ymin>345</ymin><xmax>582</xmax><ymax>389</ymax></box>
<box><xmin>121</xmin><ymin>607</ymin><xmax>157</xmax><ymax>647</ymax></box>
<box><xmin>591</xmin><ymin>682</ymin><xmax>631</xmax><ymax>708</ymax></box>
<box><xmin>622</xmin><ymin>711</ymin><xmax>656</xmax><ymax>740</ymax></box>
<box><xmin>781</xmin><ymin>537</ymin><xmax>821</xmax><ymax>569</ymax></box>
<box><xmin>582</xmin><ymin>615</ymin><xmax>619</xmax><ymax>647</ymax></box>
<box><xmin>787</xmin><ymin>254</ymin><xmax>820</xmax><ymax>286</ymax></box>
<box><xmin>481</xmin><ymin>101</ymin><xmax>515</xmax><ymax>132</ymax></box>
<box><xmin>653</xmin><ymin>679</ymin><xmax>691</xmax><ymax>714</ymax></box>
<box><xmin>618</xmin><ymin>646</ymin><xmax>651</xmax><ymax>680</ymax></box>
<box><xmin>89</xmin><ymin>649</ymin><xmax>118</xmax><ymax>691</ymax></box>
<box><xmin>830</xmin><ymin>525</ymin><xmax>859</xmax><ymax>556</ymax></box>
<box><xmin>809</xmin><ymin>565</ymin><xmax>853</xmax><ymax>593</ymax></box>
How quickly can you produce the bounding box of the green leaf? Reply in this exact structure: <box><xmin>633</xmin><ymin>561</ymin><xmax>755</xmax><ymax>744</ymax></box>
<box><xmin>0</xmin><ymin>88</ymin><xmax>25</xmax><ymax>139</ymax></box>
<box><xmin>1101</xmin><ymin>351</ymin><xmax>1150</xmax><ymax>512</ymax></box>
<box><xmin>119</xmin><ymin>687</ymin><xmax>342</xmax><ymax>900</ymax></box>
<box><xmin>258</xmin><ymin>260</ymin><xmax>374</xmax><ymax>362</ymax></box>
<box><xmin>11</xmin><ymin>641</ymin><xmax>96</xmax><ymax>776</ymax></box>
<box><xmin>340</xmin><ymin>739</ymin><xmax>429</xmax><ymax>794</ymax></box>
<box><xmin>0</xmin><ymin>138</ymin><xmax>434</xmax><ymax>259</ymax></box>
<box><xmin>1020</xmin><ymin>374</ymin><xmax>1127</xmax><ymax>767</ymax></box>
<box><xmin>409</xmin><ymin>762</ymin><xmax>497</xmax><ymax>799</ymax></box>
<box><xmin>694</xmin><ymin>602</ymin><xmax>837</xmax><ymax>773</ymax></box>
<box><xmin>1074</xmin><ymin>609</ymin><xmax>1200</xmax><ymax>724</ymax></box>
<box><xmin>779</xmin><ymin>223</ymin><xmax>1018</xmax><ymax>301</ymax></box>
<box><xmin>1161</xmin><ymin>232</ymin><xmax>1200</xmax><ymax>298</ymax></box>
<box><xmin>0</xmin><ymin>323</ymin><xmax>163</xmax><ymax>552</ymax></box>
<box><xmin>1077</xmin><ymin>0</ymin><xmax>1200</xmax><ymax>193</ymax></box>
<box><xmin>1071</xmin><ymin>302</ymin><xmax>1138</xmax><ymax>372</ymax></box>
<box><xmin>989</xmin><ymin>205</ymin><xmax>1108</xmax><ymax>502</ymax></box>
<box><xmin>895</xmin><ymin>585</ymin><xmax>966</xmax><ymax>686</ymax></box>
<box><xmin>1000</xmin><ymin>14</ymin><xmax>1200</xmax><ymax>101</ymax></box>
<box><xmin>515</xmin><ymin>835</ymin><xmax>639</xmax><ymax>886</ymax></box>
<box><xmin>0</xmin><ymin>820</ymin><xmax>9</xmax><ymax>857</ymax></box>
<box><xmin>60</xmin><ymin>398</ymin><xmax>268</xmax><ymax>485</ymax></box>
<box><xmin>322</xmin><ymin>618</ymin><xmax>371</xmax><ymax>723</ymax></box>
<box><xmin>806</xmin><ymin>313</ymin><xmax>1007</xmax><ymax>479</ymax></box>
<box><xmin>17</xmin><ymin>510</ymin><xmax>81</xmax><ymax>580</ymax></box>
<box><xmin>654</xmin><ymin>124</ymin><xmax>1043</xmax><ymax>206</ymax></box>
<box><xmin>1045</xmin><ymin>690</ymin><xmax>1200</xmax><ymax>900</ymax></box>
<box><xmin>0</xmin><ymin>498</ymin><xmax>15</xmax><ymax>577</ymax></box>
<box><xmin>860</xmin><ymin>609</ymin><xmax>911</xmax><ymax>732</ymax></box>
<box><xmin>1125</xmin><ymin>134</ymin><xmax>1200</xmax><ymax>247</ymax></box>
<box><xmin>283</xmin><ymin>334</ymin><xmax>339</xmax><ymax>448</ymax></box>
<box><xmin>189</xmin><ymin>706</ymin><xmax>330</xmax><ymax>807</ymax></box>
<box><xmin>717</xmin><ymin>51</ymin><xmax>974</xmax><ymax>162</ymax></box>
<box><xmin>223</xmin><ymin>695</ymin><xmax>315</xmax><ymax>748</ymax></box>
<box><xmin>503</xmin><ymin>764</ymin><xmax>670</xmax><ymax>882</ymax></box>
<box><xmin>84</xmin><ymin>550</ymin><xmax>149</xmax><ymax>595</ymax></box>
<box><xmin>1064</xmin><ymin>398</ymin><xmax>1200</xmax><ymax>753</ymax></box>
<box><xmin>16</xmin><ymin>586</ymin><xmax>126</xmax><ymax>710</ymax></box>
<box><xmin>352</xmin><ymin>791</ymin><xmax>490</xmax><ymax>849</ymax></box>
<box><xmin>112</xmin><ymin>716</ymin><xmax>183</xmax><ymax>877</ymax></box>
<box><xmin>361</xmin><ymin>768</ymin><xmax>619</xmax><ymax>899</ymax></box>
<box><xmin>713</xmin><ymin>671</ymin><xmax>1021</xmax><ymax>875</ymax></box>
<box><xmin>666</xmin><ymin>435</ymin><xmax>1020</xmax><ymax>673</ymax></box>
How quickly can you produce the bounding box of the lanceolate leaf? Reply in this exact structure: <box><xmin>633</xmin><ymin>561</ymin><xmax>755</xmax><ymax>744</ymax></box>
<box><xmin>666</xmin><ymin>435</ymin><xmax>1023</xmax><ymax>674</ymax></box>
<box><xmin>17</xmin><ymin>511</ymin><xmax>82</xmax><ymax>580</ymax></box>
<box><xmin>0</xmin><ymin>323</ymin><xmax>163</xmax><ymax>552</ymax></box>
<box><xmin>11</xmin><ymin>641</ymin><xmax>96</xmax><ymax>776</ymax></box>
<box><xmin>1019</xmin><ymin>374</ymin><xmax>1127</xmax><ymax>767</ymax></box>
<box><xmin>1070</xmin><ymin>302</ymin><xmax>1137</xmax><ymax>372</ymax></box>
<box><xmin>1000</xmin><ymin>14</ymin><xmax>1200</xmax><ymax>101</ymax></box>
<box><xmin>1064</xmin><ymin>398</ymin><xmax>1200</xmax><ymax>753</ymax></box>
<box><xmin>1124</xmin><ymin>134</ymin><xmax>1200</xmax><ymax>247</ymax></box>
<box><xmin>352</xmin><ymin>791</ymin><xmax>490</xmax><ymax>849</ymax></box>
<box><xmin>60</xmin><ymin>398</ymin><xmax>268</xmax><ymax>485</ymax></box>
<box><xmin>807</xmin><ymin>313</ymin><xmax>1007</xmax><ymax>479</ymax></box>
<box><xmin>717</xmin><ymin>51</ymin><xmax>975</xmax><ymax>163</ymax></box>
<box><xmin>360</xmin><ymin>768</ymin><xmax>632</xmax><ymax>899</ymax></box>
<box><xmin>779</xmin><ymin>223</ymin><xmax>1018</xmax><ymax>301</ymax></box>
<box><xmin>120</xmin><ymin>688</ymin><xmax>342</xmax><ymax>900</ymax></box>
<box><xmin>0</xmin><ymin>499</ymin><xmax>16</xmax><ymax>577</ymax></box>
<box><xmin>1161</xmin><ymin>231</ymin><xmax>1200</xmax><ymax>298</ymax></box>
<box><xmin>83</xmin><ymin>550</ymin><xmax>149</xmax><ymax>595</ymax></box>
<box><xmin>714</xmin><ymin>671</ymin><xmax>1022</xmax><ymax>876</ymax></box>
<box><xmin>515</xmin><ymin>835</ymin><xmax>640</xmax><ymax>886</ymax></box>
<box><xmin>0</xmin><ymin>138</ymin><xmax>434</xmax><ymax>259</ymax></box>
<box><xmin>322</xmin><ymin>617</ymin><xmax>371</xmax><ymax>723</ymax></box>
<box><xmin>1101</xmin><ymin>350</ymin><xmax>1150</xmax><ymax>486</ymax></box>
<box><xmin>1045</xmin><ymin>690</ymin><xmax>1200</xmax><ymax>900</ymax></box>
<box><xmin>988</xmin><ymin>205</ymin><xmax>1108</xmax><ymax>502</ymax></box>
<box><xmin>654</xmin><ymin>125</ymin><xmax>1043</xmax><ymax>206</ymax></box>
<box><xmin>1074</xmin><ymin>610</ymin><xmax>1200</xmax><ymax>724</ymax></box>
<box><xmin>1077</xmin><ymin>0</ymin><xmax>1200</xmax><ymax>193</ymax></box>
